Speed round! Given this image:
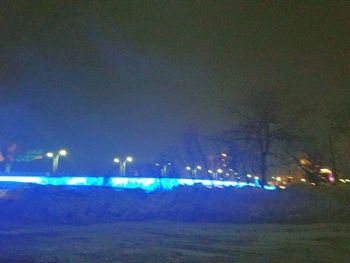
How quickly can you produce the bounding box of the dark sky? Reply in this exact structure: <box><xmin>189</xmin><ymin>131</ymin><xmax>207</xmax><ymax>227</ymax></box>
<box><xmin>1</xmin><ymin>1</ymin><xmax>349</xmax><ymax>172</ymax></box>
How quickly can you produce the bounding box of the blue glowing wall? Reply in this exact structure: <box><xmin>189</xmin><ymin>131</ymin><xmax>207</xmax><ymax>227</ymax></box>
<box><xmin>0</xmin><ymin>175</ymin><xmax>276</xmax><ymax>191</ymax></box>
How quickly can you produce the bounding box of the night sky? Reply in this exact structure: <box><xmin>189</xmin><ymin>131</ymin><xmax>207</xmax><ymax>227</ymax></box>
<box><xmin>1</xmin><ymin>1</ymin><xmax>349</xmax><ymax>173</ymax></box>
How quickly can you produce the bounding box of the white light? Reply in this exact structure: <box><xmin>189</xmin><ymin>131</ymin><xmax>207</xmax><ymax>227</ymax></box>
<box><xmin>196</xmin><ymin>166</ymin><xmax>202</xmax><ymax>170</ymax></box>
<box><xmin>221</xmin><ymin>153</ymin><xmax>227</xmax><ymax>157</ymax></box>
<box><xmin>217</xmin><ymin>168</ymin><xmax>223</xmax><ymax>173</ymax></box>
<box><xmin>46</xmin><ymin>152</ymin><xmax>54</xmax><ymax>158</ymax></box>
<box><xmin>113</xmin><ymin>158</ymin><xmax>120</xmax><ymax>163</ymax></box>
<box><xmin>186</xmin><ymin>166</ymin><xmax>191</xmax><ymax>171</ymax></box>
<box><xmin>59</xmin><ymin>149</ymin><xmax>67</xmax><ymax>156</ymax></box>
<box><xmin>247</xmin><ymin>174</ymin><xmax>252</xmax><ymax>178</ymax></box>
<box><xmin>208</xmin><ymin>170</ymin><xmax>213</xmax><ymax>174</ymax></box>
<box><xmin>320</xmin><ymin>168</ymin><xmax>332</xmax><ymax>174</ymax></box>
<box><xmin>276</xmin><ymin>177</ymin><xmax>281</xmax><ymax>181</ymax></box>
<box><xmin>301</xmin><ymin>178</ymin><xmax>306</xmax><ymax>182</ymax></box>
<box><xmin>126</xmin><ymin>156</ymin><xmax>133</xmax><ymax>162</ymax></box>
<box><xmin>0</xmin><ymin>176</ymin><xmax>46</xmax><ymax>184</ymax></box>
<box><xmin>155</xmin><ymin>163</ymin><xmax>160</xmax><ymax>166</ymax></box>
<box><xmin>254</xmin><ymin>176</ymin><xmax>259</xmax><ymax>180</ymax></box>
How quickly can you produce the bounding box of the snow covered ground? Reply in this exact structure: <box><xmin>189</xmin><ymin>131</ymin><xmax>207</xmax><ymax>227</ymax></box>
<box><xmin>0</xmin><ymin>222</ymin><xmax>349</xmax><ymax>263</ymax></box>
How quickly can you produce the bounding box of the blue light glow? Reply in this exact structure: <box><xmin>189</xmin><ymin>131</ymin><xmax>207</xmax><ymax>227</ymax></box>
<box><xmin>0</xmin><ymin>176</ymin><xmax>47</xmax><ymax>184</ymax></box>
<box><xmin>0</xmin><ymin>175</ymin><xmax>276</xmax><ymax>191</ymax></box>
<box><xmin>263</xmin><ymin>185</ymin><xmax>277</xmax><ymax>190</ymax></box>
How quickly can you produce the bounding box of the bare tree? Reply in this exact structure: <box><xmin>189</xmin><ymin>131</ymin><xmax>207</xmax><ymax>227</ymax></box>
<box><xmin>296</xmin><ymin>99</ymin><xmax>350</xmax><ymax>181</ymax></box>
<box><xmin>224</xmin><ymin>89</ymin><xmax>300</xmax><ymax>185</ymax></box>
<box><xmin>0</xmin><ymin>136</ymin><xmax>18</xmax><ymax>172</ymax></box>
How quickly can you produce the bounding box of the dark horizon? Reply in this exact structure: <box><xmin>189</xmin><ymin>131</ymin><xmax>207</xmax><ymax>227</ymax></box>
<box><xmin>1</xmin><ymin>1</ymin><xmax>349</xmax><ymax>172</ymax></box>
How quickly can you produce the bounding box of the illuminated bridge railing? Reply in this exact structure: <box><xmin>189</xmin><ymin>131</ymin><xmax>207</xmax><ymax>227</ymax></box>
<box><xmin>0</xmin><ymin>174</ymin><xmax>276</xmax><ymax>191</ymax></box>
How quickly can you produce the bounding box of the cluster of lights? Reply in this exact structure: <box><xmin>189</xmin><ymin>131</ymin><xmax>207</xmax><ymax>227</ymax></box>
<box><xmin>0</xmin><ymin>151</ymin><xmax>279</xmax><ymax>190</ymax></box>
<box><xmin>339</xmin><ymin>179</ymin><xmax>350</xmax><ymax>183</ymax></box>
<box><xmin>193</xmin><ymin>152</ymin><xmax>263</xmax><ymax>183</ymax></box>
<box><xmin>207</xmin><ymin>168</ymin><xmax>223</xmax><ymax>174</ymax></box>
<box><xmin>146</xmin><ymin>154</ymin><xmax>274</xmax><ymax>190</ymax></box>
<box><xmin>6</xmin><ymin>149</ymin><xmax>342</xmax><ymax>191</ymax></box>
<box><xmin>216</xmin><ymin>153</ymin><xmax>231</xmax><ymax>178</ymax></box>
<box><xmin>202</xmin><ymin>153</ymin><xmax>238</xmax><ymax>180</ymax></box>
<box><xmin>155</xmin><ymin>162</ymin><xmax>172</xmax><ymax>176</ymax></box>
<box><xmin>11</xmin><ymin>149</ymin><xmax>337</xmax><ymax>191</ymax></box>
<box><xmin>43</xmin><ymin>149</ymin><xmax>136</xmax><ymax>176</ymax></box>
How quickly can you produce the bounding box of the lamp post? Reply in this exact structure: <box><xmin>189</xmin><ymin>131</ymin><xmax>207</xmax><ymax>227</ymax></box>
<box><xmin>113</xmin><ymin>156</ymin><xmax>133</xmax><ymax>176</ymax></box>
<box><xmin>185</xmin><ymin>165</ymin><xmax>202</xmax><ymax>178</ymax></box>
<box><xmin>186</xmin><ymin>166</ymin><xmax>192</xmax><ymax>177</ymax></box>
<box><xmin>194</xmin><ymin>165</ymin><xmax>202</xmax><ymax>178</ymax></box>
<box><xmin>161</xmin><ymin>162</ymin><xmax>172</xmax><ymax>177</ymax></box>
<box><xmin>46</xmin><ymin>149</ymin><xmax>68</xmax><ymax>173</ymax></box>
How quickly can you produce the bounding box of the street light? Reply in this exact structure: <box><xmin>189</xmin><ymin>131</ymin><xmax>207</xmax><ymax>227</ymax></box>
<box><xmin>185</xmin><ymin>166</ymin><xmax>192</xmax><ymax>177</ymax></box>
<box><xmin>194</xmin><ymin>165</ymin><xmax>202</xmax><ymax>178</ymax></box>
<box><xmin>185</xmin><ymin>165</ymin><xmax>202</xmax><ymax>178</ymax></box>
<box><xmin>215</xmin><ymin>168</ymin><xmax>223</xmax><ymax>179</ymax></box>
<box><xmin>114</xmin><ymin>156</ymin><xmax>133</xmax><ymax>176</ymax></box>
<box><xmin>160</xmin><ymin>162</ymin><xmax>172</xmax><ymax>177</ymax></box>
<box><xmin>46</xmin><ymin>149</ymin><xmax>68</xmax><ymax>173</ymax></box>
<box><xmin>59</xmin><ymin>149</ymin><xmax>67</xmax><ymax>156</ymax></box>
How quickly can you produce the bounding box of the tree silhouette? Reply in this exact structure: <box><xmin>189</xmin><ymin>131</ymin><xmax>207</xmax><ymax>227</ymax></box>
<box><xmin>225</xmin><ymin>89</ymin><xmax>300</xmax><ymax>185</ymax></box>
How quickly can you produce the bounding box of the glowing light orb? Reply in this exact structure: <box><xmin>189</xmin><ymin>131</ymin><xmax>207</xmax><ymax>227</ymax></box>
<box><xmin>59</xmin><ymin>149</ymin><xmax>68</xmax><ymax>156</ymax></box>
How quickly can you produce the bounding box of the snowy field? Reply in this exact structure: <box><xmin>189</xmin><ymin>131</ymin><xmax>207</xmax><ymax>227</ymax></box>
<box><xmin>0</xmin><ymin>222</ymin><xmax>349</xmax><ymax>263</ymax></box>
<box><xmin>0</xmin><ymin>183</ymin><xmax>349</xmax><ymax>262</ymax></box>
